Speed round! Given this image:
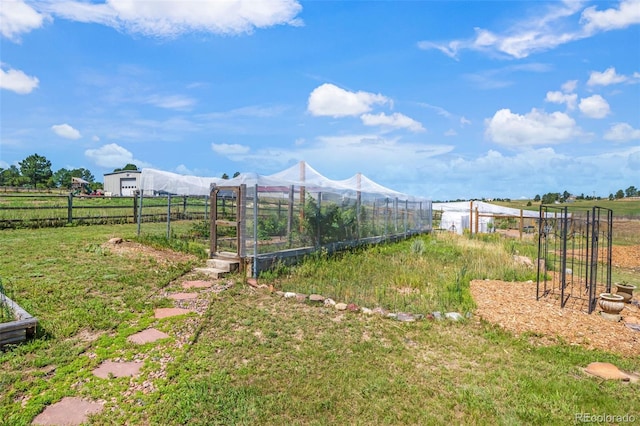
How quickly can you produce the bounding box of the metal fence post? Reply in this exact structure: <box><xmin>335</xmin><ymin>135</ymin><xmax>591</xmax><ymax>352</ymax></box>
<box><xmin>167</xmin><ymin>194</ymin><xmax>172</xmax><ymax>239</ymax></box>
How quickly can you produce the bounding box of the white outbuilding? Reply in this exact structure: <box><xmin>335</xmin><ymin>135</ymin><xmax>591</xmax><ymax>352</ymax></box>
<box><xmin>103</xmin><ymin>170</ymin><xmax>141</xmax><ymax>196</ymax></box>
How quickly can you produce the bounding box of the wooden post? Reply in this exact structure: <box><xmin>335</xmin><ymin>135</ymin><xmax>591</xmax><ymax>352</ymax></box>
<box><xmin>469</xmin><ymin>200</ymin><xmax>474</xmax><ymax>234</ymax></box>
<box><xmin>67</xmin><ymin>193</ymin><xmax>73</xmax><ymax>224</ymax></box>
<box><xmin>475</xmin><ymin>207</ymin><xmax>479</xmax><ymax>234</ymax></box>
<box><xmin>519</xmin><ymin>209</ymin><xmax>524</xmax><ymax>240</ymax></box>
<box><xmin>209</xmin><ymin>185</ymin><xmax>217</xmax><ymax>258</ymax></box>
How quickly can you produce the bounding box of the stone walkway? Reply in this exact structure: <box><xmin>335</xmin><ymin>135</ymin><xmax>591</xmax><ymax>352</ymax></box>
<box><xmin>31</xmin><ymin>278</ymin><xmax>218</xmax><ymax>425</ymax></box>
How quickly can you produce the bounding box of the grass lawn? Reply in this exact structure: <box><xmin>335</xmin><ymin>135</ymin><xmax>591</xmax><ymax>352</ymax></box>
<box><xmin>0</xmin><ymin>223</ymin><xmax>638</xmax><ymax>425</ymax></box>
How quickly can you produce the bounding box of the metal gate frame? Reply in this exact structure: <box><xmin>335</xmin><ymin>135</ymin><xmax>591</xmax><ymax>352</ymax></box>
<box><xmin>536</xmin><ymin>205</ymin><xmax>613</xmax><ymax>313</ymax></box>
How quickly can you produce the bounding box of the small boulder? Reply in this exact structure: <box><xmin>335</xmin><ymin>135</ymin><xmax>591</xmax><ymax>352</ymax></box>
<box><xmin>347</xmin><ymin>303</ymin><xmax>359</xmax><ymax>312</ymax></box>
<box><xmin>309</xmin><ymin>294</ymin><xmax>325</xmax><ymax>303</ymax></box>
<box><xmin>396</xmin><ymin>313</ymin><xmax>415</xmax><ymax>322</ymax></box>
<box><xmin>445</xmin><ymin>312</ymin><xmax>464</xmax><ymax>321</ymax></box>
<box><xmin>108</xmin><ymin>237</ymin><xmax>123</xmax><ymax>244</ymax></box>
<box><xmin>283</xmin><ymin>292</ymin><xmax>297</xmax><ymax>299</ymax></box>
<box><xmin>324</xmin><ymin>298</ymin><xmax>336</xmax><ymax>307</ymax></box>
<box><xmin>335</xmin><ymin>303</ymin><xmax>348</xmax><ymax>311</ymax></box>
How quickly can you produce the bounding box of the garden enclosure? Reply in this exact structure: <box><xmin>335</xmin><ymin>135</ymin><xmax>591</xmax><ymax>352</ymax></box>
<box><xmin>138</xmin><ymin>162</ymin><xmax>433</xmax><ymax>276</ymax></box>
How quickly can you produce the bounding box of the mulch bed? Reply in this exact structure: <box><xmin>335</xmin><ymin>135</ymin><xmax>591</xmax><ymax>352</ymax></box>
<box><xmin>470</xmin><ymin>279</ymin><xmax>639</xmax><ymax>357</ymax></box>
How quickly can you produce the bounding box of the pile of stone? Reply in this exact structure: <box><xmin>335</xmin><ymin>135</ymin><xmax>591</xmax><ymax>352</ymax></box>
<box><xmin>275</xmin><ymin>290</ymin><xmax>468</xmax><ymax>322</ymax></box>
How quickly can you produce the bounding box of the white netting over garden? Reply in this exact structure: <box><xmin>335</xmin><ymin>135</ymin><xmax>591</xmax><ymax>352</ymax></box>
<box><xmin>139</xmin><ymin>162</ymin><xmax>419</xmax><ymax>200</ymax></box>
<box><xmin>137</xmin><ymin>162</ymin><xmax>432</xmax><ymax>272</ymax></box>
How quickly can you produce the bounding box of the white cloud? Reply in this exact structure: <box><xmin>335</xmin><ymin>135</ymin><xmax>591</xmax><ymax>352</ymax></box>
<box><xmin>485</xmin><ymin>108</ymin><xmax>582</xmax><ymax>147</ymax></box>
<box><xmin>45</xmin><ymin>0</ymin><xmax>303</xmax><ymax>37</ymax></box>
<box><xmin>579</xmin><ymin>95</ymin><xmax>610</xmax><ymax>118</ymax></box>
<box><xmin>360</xmin><ymin>112</ymin><xmax>424</xmax><ymax>132</ymax></box>
<box><xmin>145</xmin><ymin>94</ymin><xmax>196</xmax><ymax>110</ymax></box>
<box><xmin>84</xmin><ymin>143</ymin><xmax>150</xmax><ymax>168</ymax></box>
<box><xmin>460</xmin><ymin>117</ymin><xmax>471</xmax><ymax>126</ymax></box>
<box><xmin>561</xmin><ymin>80</ymin><xmax>578</xmax><ymax>93</ymax></box>
<box><xmin>444</xmin><ymin>129</ymin><xmax>457</xmax><ymax>137</ymax></box>
<box><xmin>464</xmin><ymin>63</ymin><xmax>552</xmax><ymax>90</ymax></box>
<box><xmin>545</xmin><ymin>91</ymin><xmax>578</xmax><ymax>110</ymax></box>
<box><xmin>92</xmin><ymin>135</ymin><xmax>100</xmax><ymax>142</ymax></box>
<box><xmin>0</xmin><ymin>159</ymin><xmax>9</xmax><ymax>169</ymax></box>
<box><xmin>0</xmin><ymin>65</ymin><xmax>39</xmax><ymax>94</ymax></box>
<box><xmin>307</xmin><ymin>83</ymin><xmax>389</xmax><ymax>118</ymax></box>
<box><xmin>211</xmin><ymin>143</ymin><xmax>250</xmax><ymax>155</ymax></box>
<box><xmin>419</xmin><ymin>1</ymin><xmax>640</xmax><ymax>59</ymax></box>
<box><xmin>581</xmin><ymin>0</ymin><xmax>640</xmax><ymax>33</ymax></box>
<box><xmin>51</xmin><ymin>123</ymin><xmax>82</xmax><ymax>139</ymax></box>
<box><xmin>0</xmin><ymin>0</ymin><xmax>46</xmax><ymax>42</ymax></box>
<box><xmin>604</xmin><ymin>123</ymin><xmax>640</xmax><ymax>141</ymax></box>
<box><xmin>587</xmin><ymin>67</ymin><xmax>628</xmax><ymax>86</ymax></box>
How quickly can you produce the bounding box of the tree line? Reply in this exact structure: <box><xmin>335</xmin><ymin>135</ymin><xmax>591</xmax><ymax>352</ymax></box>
<box><xmin>0</xmin><ymin>153</ymin><xmax>111</xmax><ymax>191</ymax></box>
<box><xmin>0</xmin><ymin>153</ymin><xmax>243</xmax><ymax>191</ymax></box>
<box><xmin>535</xmin><ymin>187</ymin><xmax>639</xmax><ymax>204</ymax></box>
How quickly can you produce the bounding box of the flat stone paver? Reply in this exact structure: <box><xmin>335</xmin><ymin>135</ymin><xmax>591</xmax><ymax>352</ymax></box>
<box><xmin>182</xmin><ymin>280</ymin><xmax>213</xmax><ymax>289</ymax></box>
<box><xmin>92</xmin><ymin>361</ymin><xmax>142</xmax><ymax>379</ymax></box>
<box><xmin>585</xmin><ymin>362</ymin><xmax>631</xmax><ymax>380</ymax></box>
<box><xmin>127</xmin><ymin>328</ymin><xmax>170</xmax><ymax>344</ymax></box>
<box><xmin>168</xmin><ymin>292</ymin><xmax>199</xmax><ymax>300</ymax></box>
<box><xmin>154</xmin><ymin>307</ymin><xmax>193</xmax><ymax>319</ymax></box>
<box><xmin>32</xmin><ymin>397</ymin><xmax>104</xmax><ymax>425</ymax></box>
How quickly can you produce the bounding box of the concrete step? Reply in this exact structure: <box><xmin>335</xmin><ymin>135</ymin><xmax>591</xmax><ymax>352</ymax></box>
<box><xmin>193</xmin><ymin>267</ymin><xmax>230</xmax><ymax>279</ymax></box>
<box><xmin>206</xmin><ymin>258</ymin><xmax>239</xmax><ymax>272</ymax></box>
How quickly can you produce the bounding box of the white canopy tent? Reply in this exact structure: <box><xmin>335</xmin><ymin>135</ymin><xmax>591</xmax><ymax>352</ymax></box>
<box><xmin>433</xmin><ymin>201</ymin><xmax>541</xmax><ymax>234</ymax></box>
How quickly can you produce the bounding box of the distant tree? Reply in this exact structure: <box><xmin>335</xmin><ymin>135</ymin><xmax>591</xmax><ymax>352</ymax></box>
<box><xmin>221</xmin><ymin>173</ymin><xmax>229</xmax><ymax>180</ymax></box>
<box><xmin>1</xmin><ymin>165</ymin><xmax>27</xmax><ymax>186</ymax></box>
<box><xmin>52</xmin><ymin>168</ymin><xmax>73</xmax><ymax>188</ymax></box>
<box><xmin>615</xmin><ymin>189</ymin><xmax>625</xmax><ymax>199</ymax></box>
<box><xmin>533</xmin><ymin>194</ymin><xmax>541</xmax><ymax>202</ymax></box>
<box><xmin>625</xmin><ymin>186</ymin><xmax>638</xmax><ymax>198</ymax></box>
<box><xmin>562</xmin><ymin>190</ymin><xmax>571</xmax><ymax>201</ymax></box>
<box><xmin>526</xmin><ymin>201</ymin><xmax>532</xmax><ymax>206</ymax></box>
<box><xmin>541</xmin><ymin>192</ymin><xmax>560</xmax><ymax>204</ymax></box>
<box><xmin>19</xmin><ymin>153</ymin><xmax>52</xmax><ymax>188</ymax></box>
<box><xmin>71</xmin><ymin>168</ymin><xmax>95</xmax><ymax>182</ymax></box>
<box><xmin>113</xmin><ymin>164</ymin><xmax>138</xmax><ymax>172</ymax></box>
<box><xmin>233</xmin><ymin>171</ymin><xmax>240</xmax><ymax>178</ymax></box>
<box><xmin>609</xmin><ymin>193</ymin><xmax>615</xmax><ymax>201</ymax></box>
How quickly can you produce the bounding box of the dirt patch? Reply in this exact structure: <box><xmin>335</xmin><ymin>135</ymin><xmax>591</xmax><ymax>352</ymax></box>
<box><xmin>611</xmin><ymin>244</ymin><xmax>640</xmax><ymax>269</ymax></box>
<box><xmin>471</xmin><ymin>279</ymin><xmax>639</xmax><ymax>357</ymax></box>
<box><xmin>102</xmin><ymin>239</ymin><xmax>198</xmax><ymax>265</ymax></box>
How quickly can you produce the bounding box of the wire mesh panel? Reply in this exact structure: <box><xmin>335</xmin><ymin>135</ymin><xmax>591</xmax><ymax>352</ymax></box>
<box><xmin>536</xmin><ymin>205</ymin><xmax>613</xmax><ymax>313</ymax></box>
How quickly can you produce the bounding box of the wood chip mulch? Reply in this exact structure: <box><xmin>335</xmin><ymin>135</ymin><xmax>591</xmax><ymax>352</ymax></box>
<box><xmin>470</xmin><ymin>279</ymin><xmax>640</xmax><ymax>357</ymax></box>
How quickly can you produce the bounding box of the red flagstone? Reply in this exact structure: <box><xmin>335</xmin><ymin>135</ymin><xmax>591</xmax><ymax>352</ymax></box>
<box><xmin>154</xmin><ymin>307</ymin><xmax>193</xmax><ymax>319</ymax></box>
<box><xmin>127</xmin><ymin>328</ymin><xmax>169</xmax><ymax>344</ymax></box>
<box><xmin>92</xmin><ymin>361</ymin><xmax>142</xmax><ymax>379</ymax></box>
<box><xmin>32</xmin><ymin>397</ymin><xmax>104</xmax><ymax>425</ymax></box>
<box><xmin>168</xmin><ymin>292</ymin><xmax>199</xmax><ymax>300</ymax></box>
<box><xmin>182</xmin><ymin>280</ymin><xmax>213</xmax><ymax>289</ymax></box>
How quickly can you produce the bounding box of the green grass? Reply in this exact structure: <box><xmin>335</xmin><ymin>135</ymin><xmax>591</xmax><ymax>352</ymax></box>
<box><xmin>0</xmin><ymin>224</ymin><xmax>638</xmax><ymax>425</ymax></box>
<box><xmin>261</xmin><ymin>232</ymin><xmax>538</xmax><ymax>314</ymax></box>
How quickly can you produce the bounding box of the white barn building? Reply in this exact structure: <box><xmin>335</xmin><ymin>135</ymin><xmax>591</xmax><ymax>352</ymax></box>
<box><xmin>103</xmin><ymin>170</ymin><xmax>141</xmax><ymax>196</ymax></box>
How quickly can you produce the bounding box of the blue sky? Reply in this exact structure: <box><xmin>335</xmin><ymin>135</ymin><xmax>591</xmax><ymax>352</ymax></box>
<box><xmin>1</xmin><ymin>0</ymin><xmax>639</xmax><ymax>200</ymax></box>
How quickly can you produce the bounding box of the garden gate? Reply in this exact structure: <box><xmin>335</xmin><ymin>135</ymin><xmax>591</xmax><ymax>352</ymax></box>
<box><xmin>536</xmin><ymin>206</ymin><xmax>613</xmax><ymax>313</ymax></box>
<box><xmin>209</xmin><ymin>184</ymin><xmax>246</xmax><ymax>261</ymax></box>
